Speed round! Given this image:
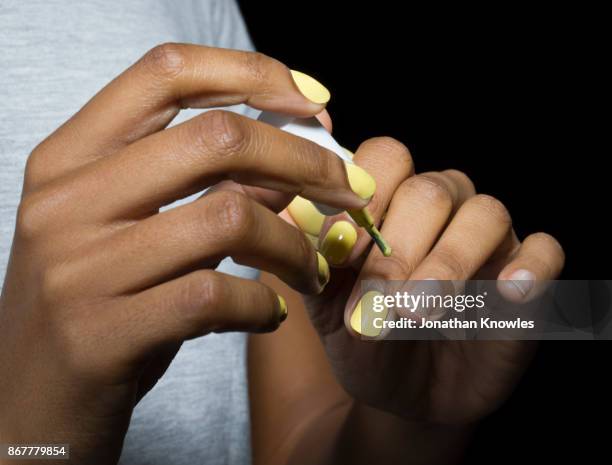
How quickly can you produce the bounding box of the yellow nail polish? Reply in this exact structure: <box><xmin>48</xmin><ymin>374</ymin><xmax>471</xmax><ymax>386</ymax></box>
<box><xmin>290</xmin><ymin>70</ymin><xmax>331</xmax><ymax>104</ymax></box>
<box><xmin>278</xmin><ymin>295</ymin><xmax>288</xmax><ymax>322</ymax></box>
<box><xmin>350</xmin><ymin>291</ymin><xmax>387</xmax><ymax>337</ymax></box>
<box><xmin>287</xmin><ymin>196</ymin><xmax>325</xmax><ymax>236</ymax></box>
<box><xmin>317</xmin><ymin>252</ymin><xmax>330</xmax><ymax>288</ymax></box>
<box><xmin>345</xmin><ymin>163</ymin><xmax>376</xmax><ymax>201</ymax></box>
<box><xmin>305</xmin><ymin>233</ymin><xmax>319</xmax><ymax>246</ymax></box>
<box><xmin>320</xmin><ymin>220</ymin><xmax>357</xmax><ymax>265</ymax></box>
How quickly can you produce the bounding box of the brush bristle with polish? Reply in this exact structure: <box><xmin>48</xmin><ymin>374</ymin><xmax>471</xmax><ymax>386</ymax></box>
<box><xmin>367</xmin><ymin>225</ymin><xmax>392</xmax><ymax>257</ymax></box>
<box><xmin>348</xmin><ymin>208</ymin><xmax>392</xmax><ymax>257</ymax></box>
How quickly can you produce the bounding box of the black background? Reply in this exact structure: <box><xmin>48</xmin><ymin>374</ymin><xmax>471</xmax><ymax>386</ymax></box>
<box><xmin>239</xmin><ymin>1</ymin><xmax>608</xmax><ymax>463</ymax></box>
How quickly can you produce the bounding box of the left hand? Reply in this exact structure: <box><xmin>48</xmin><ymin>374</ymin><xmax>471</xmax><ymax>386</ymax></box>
<box><xmin>285</xmin><ymin>136</ymin><xmax>564</xmax><ymax>425</ymax></box>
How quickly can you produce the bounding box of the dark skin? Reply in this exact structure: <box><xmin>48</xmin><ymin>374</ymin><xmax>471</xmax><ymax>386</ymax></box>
<box><xmin>0</xmin><ymin>44</ymin><xmax>563</xmax><ymax>464</ymax></box>
<box><xmin>251</xmin><ymin>273</ymin><xmax>472</xmax><ymax>465</ymax></box>
<box><xmin>251</xmin><ymin>136</ymin><xmax>563</xmax><ymax>464</ymax></box>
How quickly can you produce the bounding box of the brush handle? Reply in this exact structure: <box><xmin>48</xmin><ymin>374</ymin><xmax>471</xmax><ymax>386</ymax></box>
<box><xmin>257</xmin><ymin>111</ymin><xmax>352</xmax><ymax>216</ymax></box>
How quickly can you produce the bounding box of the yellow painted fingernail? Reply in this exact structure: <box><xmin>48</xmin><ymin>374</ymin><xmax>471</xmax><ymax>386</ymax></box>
<box><xmin>290</xmin><ymin>70</ymin><xmax>331</xmax><ymax>104</ymax></box>
<box><xmin>320</xmin><ymin>220</ymin><xmax>357</xmax><ymax>265</ymax></box>
<box><xmin>278</xmin><ymin>295</ymin><xmax>288</xmax><ymax>322</ymax></box>
<box><xmin>350</xmin><ymin>291</ymin><xmax>387</xmax><ymax>337</ymax></box>
<box><xmin>317</xmin><ymin>252</ymin><xmax>330</xmax><ymax>288</ymax></box>
<box><xmin>305</xmin><ymin>233</ymin><xmax>318</xmax><ymax>246</ymax></box>
<box><xmin>287</xmin><ymin>196</ymin><xmax>325</xmax><ymax>236</ymax></box>
<box><xmin>345</xmin><ymin>163</ymin><xmax>376</xmax><ymax>201</ymax></box>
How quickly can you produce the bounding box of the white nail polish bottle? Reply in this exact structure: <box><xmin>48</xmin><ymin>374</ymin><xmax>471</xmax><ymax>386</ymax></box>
<box><xmin>258</xmin><ymin>111</ymin><xmax>351</xmax><ymax>216</ymax></box>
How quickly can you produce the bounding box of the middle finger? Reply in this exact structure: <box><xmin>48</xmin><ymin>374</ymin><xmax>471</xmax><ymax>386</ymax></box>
<box><xmin>62</xmin><ymin>190</ymin><xmax>331</xmax><ymax>296</ymax></box>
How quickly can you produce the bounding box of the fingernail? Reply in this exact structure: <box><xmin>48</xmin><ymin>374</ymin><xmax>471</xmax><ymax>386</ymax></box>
<box><xmin>345</xmin><ymin>163</ymin><xmax>376</xmax><ymax>201</ymax></box>
<box><xmin>412</xmin><ymin>279</ymin><xmax>446</xmax><ymax>320</ymax></box>
<box><xmin>277</xmin><ymin>295</ymin><xmax>288</xmax><ymax>323</ymax></box>
<box><xmin>290</xmin><ymin>70</ymin><xmax>330</xmax><ymax>104</ymax></box>
<box><xmin>351</xmin><ymin>291</ymin><xmax>387</xmax><ymax>337</ymax></box>
<box><xmin>287</xmin><ymin>196</ymin><xmax>325</xmax><ymax>236</ymax></box>
<box><xmin>305</xmin><ymin>233</ymin><xmax>318</xmax><ymax>246</ymax></box>
<box><xmin>506</xmin><ymin>269</ymin><xmax>536</xmax><ymax>298</ymax></box>
<box><xmin>317</xmin><ymin>252</ymin><xmax>330</xmax><ymax>288</ymax></box>
<box><xmin>320</xmin><ymin>220</ymin><xmax>358</xmax><ymax>265</ymax></box>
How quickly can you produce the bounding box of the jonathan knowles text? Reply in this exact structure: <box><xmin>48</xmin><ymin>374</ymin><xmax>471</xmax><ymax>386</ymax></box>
<box><xmin>371</xmin><ymin>291</ymin><xmax>535</xmax><ymax>330</ymax></box>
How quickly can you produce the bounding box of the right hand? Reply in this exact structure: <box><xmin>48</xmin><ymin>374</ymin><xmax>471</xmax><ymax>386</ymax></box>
<box><xmin>0</xmin><ymin>44</ymin><xmax>370</xmax><ymax>464</ymax></box>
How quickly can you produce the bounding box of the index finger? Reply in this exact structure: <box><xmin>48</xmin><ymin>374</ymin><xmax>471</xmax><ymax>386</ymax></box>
<box><xmin>33</xmin><ymin>111</ymin><xmax>374</xmax><ymax>225</ymax></box>
<box><xmin>28</xmin><ymin>44</ymin><xmax>330</xmax><ymax>187</ymax></box>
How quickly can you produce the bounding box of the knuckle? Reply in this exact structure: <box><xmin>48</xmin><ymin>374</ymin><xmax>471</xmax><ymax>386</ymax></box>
<box><xmin>428</xmin><ymin>247</ymin><xmax>469</xmax><ymax>280</ymax></box>
<box><xmin>195</xmin><ymin>110</ymin><xmax>249</xmax><ymax>158</ymax></box>
<box><xmin>529</xmin><ymin>232</ymin><xmax>565</xmax><ymax>259</ymax></box>
<box><xmin>529</xmin><ymin>231</ymin><xmax>557</xmax><ymax>245</ymax></box>
<box><xmin>177</xmin><ymin>270</ymin><xmax>226</xmax><ymax>329</ymax></box>
<box><xmin>142</xmin><ymin>42</ymin><xmax>186</xmax><ymax>79</ymax></box>
<box><xmin>16</xmin><ymin>185</ymin><xmax>70</xmax><ymax>240</ymax></box>
<box><xmin>16</xmin><ymin>193</ymin><xmax>49</xmax><ymax>240</ymax></box>
<box><xmin>53</xmin><ymin>315</ymin><xmax>97</xmax><ymax>375</ymax></box>
<box><xmin>242</xmin><ymin>51</ymin><xmax>273</xmax><ymax>86</ymax></box>
<box><xmin>405</xmin><ymin>175</ymin><xmax>453</xmax><ymax>209</ymax></box>
<box><xmin>24</xmin><ymin>146</ymin><xmax>48</xmax><ymax>187</ymax></box>
<box><xmin>471</xmin><ymin>194</ymin><xmax>512</xmax><ymax>227</ymax></box>
<box><xmin>194</xmin><ymin>271</ymin><xmax>225</xmax><ymax>309</ymax></box>
<box><xmin>360</xmin><ymin>137</ymin><xmax>414</xmax><ymax>172</ymax></box>
<box><xmin>39</xmin><ymin>266</ymin><xmax>71</xmax><ymax>306</ymax></box>
<box><xmin>361</xmin><ymin>136</ymin><xmax>410</xmax><ymax>157</ymax></box>
<box><xmin>207</xmin><ymin>190</ymin><xmax>255</xmax><ymax>244</ymax></box>
<box><xmin>443</xmin><ymin>169</ymin><xmax>475</xmax><ymax>192</ymax></box>
<box><xmin>367</xmin><ymin>254</ymin><xmax>415</xmax><ymax>281</ymax></box>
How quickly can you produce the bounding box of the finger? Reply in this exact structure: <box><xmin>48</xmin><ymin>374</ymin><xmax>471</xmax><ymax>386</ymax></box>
<box><xmin>497</xmin><ymin>232</ymin><xmax>565</xmax><ymax>302</ymax></box>
<box><xmin>102</xmin><ymin>270</ymin><xmax>288</xmax><ymax>365</ymax></box>
<box><xmin>316</xmin><ymin>109</ymin><xmax>333</xmax><ymax>133</ymax></box>
<box><xmin>203</xmin><ymin>109</ymin><xmax>335</xmax><ymax>214</ymax></box>
<box><xmin>285</xmin><ymin>195</ymin><xmax>326</xmax><ymax>247</ymax></box>
<box><xmin>344</xmin><ymin>172</ymin><xmax>472</xmax><ymax>336</ymax></box>
<box><xmin>316</xmin><ymin>137</ymin><xmax>414</xmax><ymax>266</ymax></box>
<box><xmin>38</xmin><ymin>110</ymin><xmax>371</xmax><ymax>225</ymax></box>
<box><xmin>410</xmin><ymin>194</ymin><xmax>513</xmax><ymax>281</ymax></box>
<box><xmin>233</xmin><ymin>108</ymin><xmax>331</xmax><ymax>215</ymax></box>
<box><xmin>74</xmin><ymin>191</ymin><xmax>330</xmax><ymax>296</ymax></box>
<box><xmin>358</xmin><ymin>173</ymin><xmax>470</xmax><ymax>281</ymax></box>
<box><xmin>422</xmin><ymin>169</ymin><xmax>476</xmax><ymax>213</ymax></box>
<box><xmin>285</xmin><ymin>168</ymin><xmax>472</xmax><ymax>249</ymax></box>
<box><xmin>206</xmin><ymin>180</ymin><xmax>294</xmax><ymax>214</ymax></box>
<box><xmin>27</xmin><ymin>44</ymin><xmax>330</xmax><ymax>186</ymax></box>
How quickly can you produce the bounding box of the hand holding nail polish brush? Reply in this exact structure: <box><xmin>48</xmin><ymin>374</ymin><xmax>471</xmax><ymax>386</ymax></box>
<box><xmin>258</xmin><ymin>111</ymin><xmax>392</xmax><ymax>256</ymax></box>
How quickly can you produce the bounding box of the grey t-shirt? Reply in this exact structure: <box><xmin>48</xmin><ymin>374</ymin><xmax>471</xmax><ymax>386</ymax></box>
<box><xmin>1</xmin><ymin>1</ymin><xmax>257</xmax><ymax>463</ymax></box>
